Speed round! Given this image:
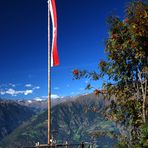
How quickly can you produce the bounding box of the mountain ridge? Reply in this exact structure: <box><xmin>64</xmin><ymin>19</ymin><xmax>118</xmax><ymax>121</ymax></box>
<box><xmin>0</xmin><ymin>93</ymin><xmax>117</xmax><ymax>148</ymax></box>
<box><xmin>0</xmin><ymin>100</ymin><xmax>36</xmax><ymax>141</ymax></box>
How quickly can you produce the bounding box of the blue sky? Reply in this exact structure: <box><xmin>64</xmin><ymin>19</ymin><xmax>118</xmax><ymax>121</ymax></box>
<box><xmin>0</xmin><ymin>0</ymin><xmax>130</xmax><ymax>99</ymax></box>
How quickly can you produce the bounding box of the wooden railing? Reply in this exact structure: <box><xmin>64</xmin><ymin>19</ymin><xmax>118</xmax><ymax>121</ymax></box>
<box><xmin>23</xmin><ymin>142</ymin><xmax>94</xmax><ymax>148</ymax></box>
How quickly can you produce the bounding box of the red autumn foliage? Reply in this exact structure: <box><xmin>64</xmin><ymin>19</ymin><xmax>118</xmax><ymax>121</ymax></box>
<box><xmin>112</xmin><ymin>34</ymin><xmax>117</xmax><ymax>39</ymax></box>
<box><xmin>124</xmin><ymin>18</ymin><xmax>129</xmax><ymax>23</ymax></box>
<box><xmin>73</xmin><ymin>69</ymin><xmax>79</xmax><ymax>75</ymax></box>
<box><xmin>100</xmin><ymin>60</ymin><xmax>106</xmax><ymax>67</ymax></box>
<box><xmin>94</xmin><ymin>89</ymin><xmax>100</xmax><ymax>95</ymax></box>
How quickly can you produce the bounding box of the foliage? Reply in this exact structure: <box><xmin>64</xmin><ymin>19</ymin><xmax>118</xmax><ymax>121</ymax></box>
<box><xmin>73</xmin><ymin>0</ymin><xmax>148</xmax><ymax>147</ymax></box>
<box><xmin>139</xmin><ymin>123</ymin><xmax>148</xmax><ymax>147</ymax></box>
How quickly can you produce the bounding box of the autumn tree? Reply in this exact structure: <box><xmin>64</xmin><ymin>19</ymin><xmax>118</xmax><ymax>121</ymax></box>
<box><xmin>73</xmin><ymin>1</ymin><xmax>148</xmax><ymax>147</ymax></box>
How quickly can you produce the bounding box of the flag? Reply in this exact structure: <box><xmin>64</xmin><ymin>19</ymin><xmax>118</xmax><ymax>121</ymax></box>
<box><xmin>49</xmin><ymin>0</ymin><xmax>59</xmax><ymax>67</ymax></box>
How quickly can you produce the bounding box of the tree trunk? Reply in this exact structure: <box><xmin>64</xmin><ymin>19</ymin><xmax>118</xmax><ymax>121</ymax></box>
<box><xmin>139</xmin><ymin>72</ymin><xmax>147</xmax><ymax>123</ymax></box>
<box><xmin>142</xmin><ymin>94</ymin><xmax>146</xmax><ymax>123</ymax></box>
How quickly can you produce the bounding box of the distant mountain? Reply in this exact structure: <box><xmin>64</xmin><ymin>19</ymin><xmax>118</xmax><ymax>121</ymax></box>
<box><xmin>16</xmin><ymin>99</ymin><xmax>48</xmax><ymax>110</ymax></box>
<box><xmin>0</xmin><ymin>100</ymin><xmax>36</xmax><ymax>141</ymax></box>
<box><xmin>15</xmin><ymin>95</ymin><xmax>75</xmax><ymax>110</ymax></box>
<box><xmin>0</xmin><ymin>94</ymin><xmax>117</xmax><ymax>148</ymax></box>
<box><xmin>51</xmin><ymin>94</ymin><xmax>117</xmax><ymax>146</ymax></box>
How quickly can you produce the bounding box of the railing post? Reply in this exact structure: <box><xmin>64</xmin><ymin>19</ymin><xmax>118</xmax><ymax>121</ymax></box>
<box><xmin>35</xmin><ymin>142</ymin><xmax>40</xmax><ymax>148</ymax></box>
<box><xmin>81</xmin><ymin>142</ymin><xmax>84</xmax><ymax>148</ymax></box>
<box><xmin>65</xmin><ymin>141</ymin><xmax>68</xmax><ymax>148</ymax></box>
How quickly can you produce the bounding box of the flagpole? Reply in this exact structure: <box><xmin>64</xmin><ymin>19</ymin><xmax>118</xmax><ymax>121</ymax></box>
<box><xmin>48</xmin><ymin>0</ymin><xmax>51</xmax><ymax>145</ymax></box>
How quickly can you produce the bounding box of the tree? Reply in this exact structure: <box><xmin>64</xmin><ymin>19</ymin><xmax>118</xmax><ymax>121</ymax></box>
<box><xmin>73</xmin><ymin>1</ymin><xmax>148</xmax><ymax>147</ymax></box>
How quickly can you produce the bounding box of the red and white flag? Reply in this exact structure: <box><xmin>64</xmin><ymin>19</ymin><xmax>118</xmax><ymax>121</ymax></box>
<box><xmin>49</xmin><ymin>0</ymin><xmax>59</xmax><ymax>67</ymax></box>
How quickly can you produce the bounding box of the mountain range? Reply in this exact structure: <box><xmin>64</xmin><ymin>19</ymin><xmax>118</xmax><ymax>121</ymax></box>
<box><xmin>0</xmin><ymin>99</ymin><xmax>36</xmax><ymax>141</ymax></box>
<box><xmin>0</xmin><ymin>94</ymin><xmax>118</xmax><ymax>148</ymax></box>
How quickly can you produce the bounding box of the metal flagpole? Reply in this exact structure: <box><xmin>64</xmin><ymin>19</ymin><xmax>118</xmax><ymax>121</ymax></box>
<box><xmin>48</xmin><ymin>0</ymin><xmax>51</xmax><ymax>145</ymax></box>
